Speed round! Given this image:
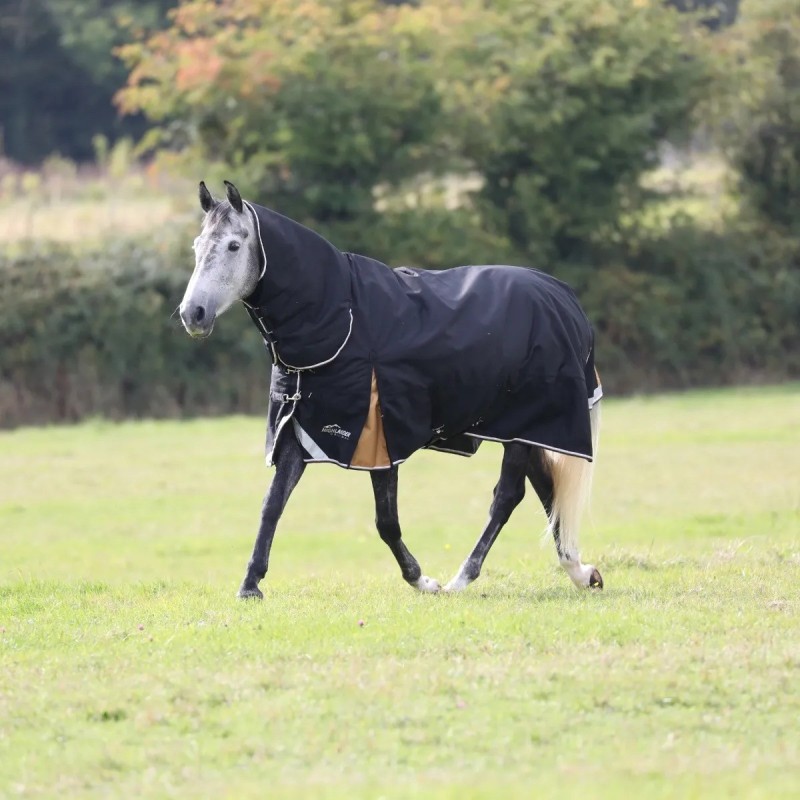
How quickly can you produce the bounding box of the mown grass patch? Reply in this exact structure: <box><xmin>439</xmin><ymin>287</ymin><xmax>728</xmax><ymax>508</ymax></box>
<box><xmin>1</xmin><ymin>386</ymin><xmax>799</xmax><ymax>798</ymax></box>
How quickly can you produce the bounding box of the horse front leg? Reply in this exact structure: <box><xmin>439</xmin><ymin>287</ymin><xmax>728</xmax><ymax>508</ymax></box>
<box><xmin>370</xmin><ymin>466</ymin><xmax>440</xmax><ymax>593</ymax></box>
<box><xmin>445</xmin><ymin>442</ymin><xmax>530</xmax><ymax>592</ymax></box>
<box><xmin>238</xmin><ymin>431</ymin><xmax>306</xmax><ymax>599</ymax></box>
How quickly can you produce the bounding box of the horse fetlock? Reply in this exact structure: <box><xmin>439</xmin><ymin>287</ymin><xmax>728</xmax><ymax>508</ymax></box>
<box><xmin>444</xmin><ymin>561</ymin><xmax>478</xmax><ymax>593</ymax></box>
<box><xmin>412</xmin><ymin>575</ymin><xmax>441</xmax><ymax>593</ymax></box>
<box><xmin>561</xmin><ymin>558</ymin><xmax>603</xmax><ymax>590</ymax></box>
<box><xmin>401</xmin><ymin>564</ymin><xmax>422</xmax><ymax>585</ymax></box>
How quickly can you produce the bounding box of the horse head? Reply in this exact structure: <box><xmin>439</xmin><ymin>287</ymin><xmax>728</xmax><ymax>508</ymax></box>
<box><xmin>179</xmin><ymin>180</ymin><xmax>260</xmax><ymax>338</ymax></box>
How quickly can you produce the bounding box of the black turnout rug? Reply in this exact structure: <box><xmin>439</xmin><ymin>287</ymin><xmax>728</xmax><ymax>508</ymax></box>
<box><xmin>241</xmin><ymin>201</ymin><xmax>602</xmax><ymax>470</ymax></box>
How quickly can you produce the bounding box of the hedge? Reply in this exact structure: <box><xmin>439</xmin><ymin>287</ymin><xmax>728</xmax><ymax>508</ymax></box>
<box><xmin>2</xmin><ymin>216</ymin><xmax>798</xmax><ymax>428</ymax></box>
<box><xmin>566</xmin><ymin>222</ymin><xmax>800</xmax><ymax>392</ymax></box>
<box><xmin>0</xmin><ymin>239</ymin><xmax>268</xmax><ymax>428</ymax></box>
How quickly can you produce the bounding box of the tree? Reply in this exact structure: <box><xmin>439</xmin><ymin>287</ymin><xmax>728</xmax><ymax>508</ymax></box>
<box><xmin>713</xmin><ymin>0</ymin><xmax>800</xmax><ymax>231</ymax></box>
<box><xmin>443</xmin><ymin>0</ymin><xmax>713</xmax><ymax>263</ymax></box>
<box><xmin>0</xmin><ymin>0</ymin><xmax>173</xmax><ymax>163</ymax></box>
<box><xmin>117</xmin><ymin>0</ymin><xmax>449</xmax><ymax>224</ymax></box>
<box><xmin>117</xmin><ymin>0</ymin><xmax>715</xmax><ymax>262</ymax></box>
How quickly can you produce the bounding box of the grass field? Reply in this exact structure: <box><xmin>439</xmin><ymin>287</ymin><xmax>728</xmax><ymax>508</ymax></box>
<box><xmin>1</xmin><ymin>386</ymin><xmax>799</xmax><ymax>798</ymax></box>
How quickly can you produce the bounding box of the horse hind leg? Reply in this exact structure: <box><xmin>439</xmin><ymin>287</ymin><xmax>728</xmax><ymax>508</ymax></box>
<box><xmin>527</xmin><ymin>406</ymin><xmax>602</xmax><ymax>589</ymax></box>
<box><xmin>445</xmin><ymin>442</ymin><xmax>530</xmax><ymax>592</ymax></box>
<box><xmin>545</xmin><ymin>451</ymin><xmax>602</xmax><ymax>589</ymax></box>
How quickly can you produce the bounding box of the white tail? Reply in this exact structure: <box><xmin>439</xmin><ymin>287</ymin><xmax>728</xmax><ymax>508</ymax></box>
<box><xmin>544</xmin><ymin>402</ymin><xmax>601</xmax><ymax>586</ymax></box>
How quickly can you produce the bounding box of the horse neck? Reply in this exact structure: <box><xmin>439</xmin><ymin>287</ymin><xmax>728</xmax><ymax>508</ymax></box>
<box><xmin>245</xmin><ymin>203</ymin><xmax>352</xmax><ymax>367</ymax></box>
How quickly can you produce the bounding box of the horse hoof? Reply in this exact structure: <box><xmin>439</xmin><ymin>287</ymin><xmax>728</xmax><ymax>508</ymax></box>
<box><xmin>237</xmin><ymin>585</ymin><xmax>264</xmax><ymax>600</ymax></box>
<box><xmin>413</xmin><ymin>575</ymin><xmax>441</xmax><ymax>593</ymax></box>
<box><xmin>588</xmin><ymin>568</ymin><xmax>603</xmax><ymax>590</ymax></box>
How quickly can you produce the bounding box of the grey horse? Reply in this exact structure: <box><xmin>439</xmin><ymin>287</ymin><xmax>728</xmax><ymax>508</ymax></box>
<box><xmin>180</xmin><ymin>181</ymin><xmax>603</xmax><ymax>599</ymax></box>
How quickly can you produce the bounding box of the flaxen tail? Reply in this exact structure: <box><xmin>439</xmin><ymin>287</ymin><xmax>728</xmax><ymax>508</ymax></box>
<box><xmin>544</xmin><ymin>401</ymin><xmax>600</xmax><ymax>561</ymax></box>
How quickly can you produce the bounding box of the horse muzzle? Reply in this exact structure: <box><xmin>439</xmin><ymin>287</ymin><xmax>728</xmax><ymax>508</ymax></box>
<box><xmin>179</xmin><ymin>302</ymin><xmax>216</xmax><ymax>338</ymax></box>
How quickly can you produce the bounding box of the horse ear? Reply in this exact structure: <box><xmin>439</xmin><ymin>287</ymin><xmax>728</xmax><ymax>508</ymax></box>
<box><xmin>198</xmin><ymin>181</ymin><xmax>217</xmax><ymax>213</ymax></box>
<box><xmin>224</xmin><ymin>180</ymin><xmax>244</xmax><ymax>213</ymax></box>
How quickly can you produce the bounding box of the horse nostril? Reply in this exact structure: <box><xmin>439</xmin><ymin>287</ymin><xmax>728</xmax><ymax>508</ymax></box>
<box><xmin>193</xmin><ymin>305</ymin><xmax>206</xmax><ymax>324</ymax></box>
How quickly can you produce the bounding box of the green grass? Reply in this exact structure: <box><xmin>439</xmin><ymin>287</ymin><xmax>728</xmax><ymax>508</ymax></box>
<box><xmin>1</xmin><ymin>386</ymin><xmax>799</xmax><ymax>799</ymax></box>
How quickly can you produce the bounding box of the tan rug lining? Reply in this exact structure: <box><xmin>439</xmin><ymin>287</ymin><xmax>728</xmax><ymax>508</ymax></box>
<box><xmin>350</xmin><ymin>369</ymin><xmax>390</xmax><ymax>469</ymax></box>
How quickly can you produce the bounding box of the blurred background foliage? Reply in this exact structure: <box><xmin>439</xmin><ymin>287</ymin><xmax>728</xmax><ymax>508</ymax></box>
<box><xmin>0</xmin><ymin>0</ymin><xmax>173</xmax><ymax>163</ymax></box>
<box><xmin>1</xmin><ymin>0</ymin><xmax>798</xmax><ymax>427</ymax></box>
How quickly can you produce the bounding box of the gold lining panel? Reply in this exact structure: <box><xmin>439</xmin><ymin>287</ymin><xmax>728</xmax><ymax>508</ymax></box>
<box><xmin>350</xmin><ymin>369</ymin><xmax>390</xmax><ymax>469</ymax></box>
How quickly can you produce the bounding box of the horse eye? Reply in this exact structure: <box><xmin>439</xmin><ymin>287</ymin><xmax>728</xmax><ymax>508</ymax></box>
<box><xmin>228</xmin><ymin>241</ymin><xmax>240</xmax><ymax>252</ymax></box>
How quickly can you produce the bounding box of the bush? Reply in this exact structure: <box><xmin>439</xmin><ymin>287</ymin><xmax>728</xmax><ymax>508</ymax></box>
<box><xmin>566</xmin><ymin>221</ymin><xmax>800</xmax><ymax>392</ymax></box>
<box><xmin>117</xmin><ymin>0</ymin><xmax>449</xmax><ymax>225</ymax></box>
<box><xmin>3</xmin><ymin>212</ymin><xmax>798</xmax><ymax>428</ymax></box>
<box><xmin>444</xmin><ymin>0</ymin><xmax>713</xmax><ymax>263</ymax></box>
<box><xmin>118</xmin><ymin>0</ymin><xmax>718</xmax><ymax>268</ymax></box>
<box><xmin>0</xmin><ymin>239</ymin><xmax>268</xmax><ymax>428</ymax></box>
<box><xmin>320</xmin><ymin>206</ymin><xmax>517</xmax><ymax>271</ymax></box>
<box><xmin>713</xmin><ymin>1</ymin><xmax>800</xmax><ymax>231</ymax></box>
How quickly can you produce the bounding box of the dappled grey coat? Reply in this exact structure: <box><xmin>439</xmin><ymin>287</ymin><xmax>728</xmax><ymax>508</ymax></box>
<box><xmin>241</xmin><ymin>201</ymin><xmax>602</xmax><ymax>470</ymax></box>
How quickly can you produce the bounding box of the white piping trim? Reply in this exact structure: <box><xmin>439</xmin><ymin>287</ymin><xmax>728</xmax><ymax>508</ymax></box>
<box><xmin>241</xmin><ymin>199</ymin><xmax>354</xmax><ymax>372</ymax></box>
<box><xmin>300</xmin><ymin>457</ymin><xmax>406</xmax><ymax>471</ymax></box>
<box><xmin>463</xmin><ymin>432</ymin><xmax>594</xmax><ymax>462</ymax></box>
<box><xmin>277</xmin><ymin>308</ymin><xmax>354</xmax><ymax>372</ymax></box>
<box><xmin>244</xmin><ymin>201</ymin><xmax>267</xmax><ymax>281</ymax></box>
<box><xmin>425</xmin><ymin>444</ymin><xmax>475</xmax><ymax>457</ymax></box>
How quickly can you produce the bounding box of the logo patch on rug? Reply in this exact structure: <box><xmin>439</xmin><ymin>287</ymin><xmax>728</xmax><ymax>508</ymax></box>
<box><xmin>321</xmin><ymin>424</ymin><xmax>351</xmax><ymax>440</ymax></box>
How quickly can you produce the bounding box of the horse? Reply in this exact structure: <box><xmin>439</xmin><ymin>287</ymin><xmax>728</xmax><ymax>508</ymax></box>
<box><xmin>179</xmin><ymin>180</ymin><xmax>603</xmax><ymax>599</ymax></box>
